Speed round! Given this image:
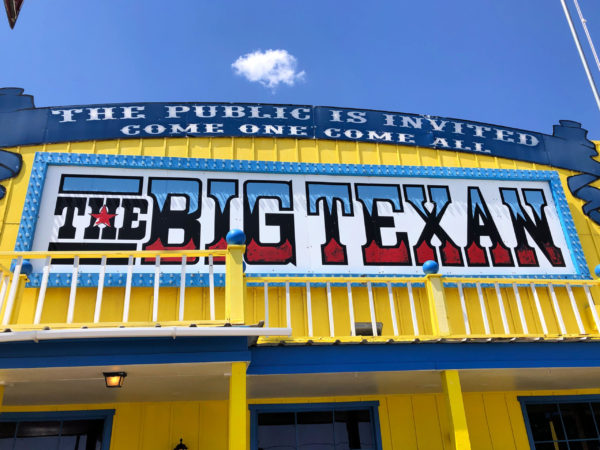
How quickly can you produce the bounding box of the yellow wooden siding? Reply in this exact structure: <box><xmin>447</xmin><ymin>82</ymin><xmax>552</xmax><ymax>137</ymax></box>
<box><xmin>4</xmin><ymin>388</ymin><xmax>599</xmax><ymax>449</ymax></box>
<box><xmin>0</xmin><ymin>138</ymin><xmax>599</xmax><ymax>335</ymax></box>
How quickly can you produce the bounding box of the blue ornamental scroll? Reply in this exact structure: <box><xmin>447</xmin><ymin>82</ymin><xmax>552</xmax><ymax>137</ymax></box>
<box><xmin>0</xmin><ymin>87</ymin><xmax>599</xmax><ymax>224</ymax></box>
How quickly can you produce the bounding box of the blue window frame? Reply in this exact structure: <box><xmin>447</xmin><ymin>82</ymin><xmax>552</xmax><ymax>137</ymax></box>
<box><xmin>249</xmin><ymin>401</ymin><xmax>382</xmax><ymax>450</ymax></box>
<box><xmin>519</xmin><ymin>395</ymin><xmax>600</xmax><ymax>449</ymax></box>
<box><xmin>0</xmin><ymin>410</ymin><xmax>114</xmax><ymax>450</ymax></box>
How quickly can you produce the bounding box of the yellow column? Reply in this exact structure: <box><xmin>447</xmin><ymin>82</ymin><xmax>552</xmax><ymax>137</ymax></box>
<box><xmin>441</xmin><ymin>370</ymin><xmax>471</xmax><ymax>450</ymax></box>
<box><xmin>228</xmin><ymin>362</ymin><xmax>247</xmax><ymax>450</ymax></box>
<box><xmin>425</xmin><ymin>274</ymin><xmax>450</xmax><ymax>336</ymax></box>
<box><xmin>225</xmin><ymin>245</ymin><xmax>246</xmax><ymax>325</ymax></box>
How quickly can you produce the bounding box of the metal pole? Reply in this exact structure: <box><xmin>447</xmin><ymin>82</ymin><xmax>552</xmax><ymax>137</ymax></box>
<box><xmin>560</xmin><ymin>0</ymin><xmax>600</xmax><ymax>114</ymax></box>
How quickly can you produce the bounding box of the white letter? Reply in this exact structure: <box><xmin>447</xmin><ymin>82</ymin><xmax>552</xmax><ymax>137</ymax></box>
<box><xmin>144</xmin><ymin>124</ymin><xmax>166</xmax><ymax>135</ymax></box>
<box><xmin>51</xmin><ymin>109</ymin><xmax>83</xmax><ymax>123</ymax></box>
<box><xmin>166</xmin><ymin>105</ymin><xmax>190</xmax><ymax>119</ymax></box>
<box><xmin>291</xmin><ymin>107</ymin><xmax>311</xmax><ymax>120</ymax></box>
<box><xmin>170</xmin><ymin>124</ymin><xmax>199</xmax><ymax>134</ymax></box>
<box><xmin>367</xmin><ymin>131</ymin><xmax>392</xmax><ymax>141</ymax></box>
<box><xmin>194</xmin><ymin>105</ymin><xmax>217</xmax><ymax>118</ymax></box>
<box><xmin>518</xmin><ymin>133</ymin><xmax>539</xmax><ymax>146</ymax></box>
<box><xmin>264</xmin><ymin>125</ymin><xmax>284</xmax><ymax>135</ymax></box>
<box><xmin>400</xmin><ymin>116</ymin><xmax>422</xmax><ymax>129</ymax></box>
<box><xmin>344</xmin><ymin>129</ymin><xmax>363</xmax><ymax>139</ymax></box>
<box><xmin>224</xmin><ymin>105</ymin><xmax>245</xmax><ymax>118</ymax></box>
<box><xmin>473</xmin><ymin>142</ymin><xmax>491</xmax><ymax>153</ymax></box>
<box><xmin>453</xmin><ymin>139</ymin><xmax>471</xmax><ymax>150</ymax></box>
<box><xmin>289</xmin><ymin>126</ymin><xmax>308</xmax><ymax>136</ymax></box>
<box><xmin>383</xmin><ymin>114</ymin><xmax>396</xmax><ymax>126</ymax></box>
<box><xmin>495</xmin><ymin>129</ymin><xmax>515</xmax><ymax>143</ymax></box>
<box><xmin>249</xmin><ymin>106</ymin><xmax>271</xmax><ymax>119</ymax></box>
<box><xmin>121</xmin><ymin>125</ymin><xmax>140</xmax><ymax>135</ymax></box>
<box><xmin>273</xmin><ymin>107</ymin><xmax>288</xmax><ymax>119</ymax></box>
<box><xmin>87</xmin><ymin>107</ymin><xmax>116</xmax><ymax>121</ymax></box>
<box><xmin>432</xmin><ymin>137</ymin><xmax>450</xmax><ymax>148</ymax></box>
<box><xmin>204</xmin><ymin>123</ymin><xmax>224</xmax><ymax>133</ymax></box>
<box><xmin>329</xmin><ymin>110</ymin><xmax>343</xmax><ymax>122</ymax></box>
<box><xmin>324</xmin><ymin>128</ymin><xmax>341</xmax><ymax>138</ymax></box>
<box><xmin>239</xmin><ymin>124</ymin><xmax>259</xmax><ymax>134</ymax></box>
<box><xmin>451</xmin><ymin>122</ymin><xmax>465</xmax><ymax>134</ymax></box>
<box><xmin>398</xmin><ymin>133</ymin><xmax>416</xmax><ymax>144</ymax></box>
<box><xmin>427</xmin><ymin>119</ymin><xmax>448</xmax><ymax>132</ymax></box>
<box><xmin>121</xmin><ymin>106</ymin><xmax>146</xmax><ymax>119</ymax></box>
<box><xmin>466</xmin><ymin>124</ymin><xmax>492</xmax><ymax>138</ymax></box>
<box><xmin>347</xmin><ymin>111</ymin><xmax>367</xmax><ymax>123</ymax></box>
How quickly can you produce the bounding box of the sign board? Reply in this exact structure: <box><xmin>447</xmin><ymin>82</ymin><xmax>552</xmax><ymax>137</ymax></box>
<box><xmin>19</xmin><ymin>153</ymin><xmax>587</xmax><ymax>286</ymax></box>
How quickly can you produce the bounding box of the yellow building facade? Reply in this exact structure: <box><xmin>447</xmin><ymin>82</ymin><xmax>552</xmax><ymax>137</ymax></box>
<box><xmin>0</xmin><ymin>88</ymin><xmax>600</xmax><ymax>449</ymax></box>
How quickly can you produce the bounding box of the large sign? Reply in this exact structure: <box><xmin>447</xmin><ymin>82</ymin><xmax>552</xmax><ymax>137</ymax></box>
<box><xmin>2</xmin><ymin>88</ymin><xmax>600</xmax><ymax>227</ymax></box>
<box><xmin>18</xmin><ymin>153</ymin><xmax>587</xmax><ymax>286</ymax></box>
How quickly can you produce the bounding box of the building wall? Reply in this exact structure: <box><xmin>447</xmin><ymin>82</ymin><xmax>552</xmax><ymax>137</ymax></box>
<box><xmin>1</xmin><ymin>138</ymin><xmax>599</xmax><ymax>337</ymax></box>
<box><xmin>4</xmin><ymin>388</ymin><xmax>600</xmax><ymax>449</ymax></box>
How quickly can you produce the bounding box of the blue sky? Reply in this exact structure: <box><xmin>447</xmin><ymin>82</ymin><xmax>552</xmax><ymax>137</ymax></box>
<box><xmin>2</xmin><ymin>0</ymin><xmax>600</xmax><ymax>137</ymax></box>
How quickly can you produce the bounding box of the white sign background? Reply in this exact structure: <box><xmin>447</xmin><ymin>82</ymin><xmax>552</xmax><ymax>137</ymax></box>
<box><xmin>30</xmin><ymin>165</ymin><xmax>577</xmax><ymax>278</ymax></box>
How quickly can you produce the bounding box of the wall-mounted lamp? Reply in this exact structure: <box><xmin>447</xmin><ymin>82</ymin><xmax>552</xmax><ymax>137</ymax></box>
<box><xmin>173</xmin><ymin>438</ymin><xmax>188</xmax><ymax>450</ymax></box>
<box><xmin>103</xmin><ymin>371</ymin><xmax>127</xmax><ymax>388</ymax></box>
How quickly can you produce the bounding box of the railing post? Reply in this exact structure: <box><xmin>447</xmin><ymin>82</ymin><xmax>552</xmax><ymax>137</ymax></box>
<box><xmin>225</xmin><ymin>229</ymin><xmax>246</xmax><ymax>325</ymax></box>
<box><xmin>423</xmin><ymin>261</ymin><xmax>450</xmax><ymax>336</ymax></box>
<box><xmin>228</xmin><ymin>361</ymin><xmax>247</xmax><ymax>450</ymax></box>
<box><xmin>441</xmin><ymin>370</ymin><xmax>471</xmax><ymax>450</ymax></box>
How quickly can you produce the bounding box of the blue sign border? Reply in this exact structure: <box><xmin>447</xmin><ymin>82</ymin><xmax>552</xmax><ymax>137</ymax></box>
<box><xmin>16</xmin><ymin>152</ymin><xmax>589</xmax><ymax>287</ymax></box>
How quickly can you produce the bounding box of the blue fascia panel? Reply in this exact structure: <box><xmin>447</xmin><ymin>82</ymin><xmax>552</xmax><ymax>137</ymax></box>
<box><xmin>0</xmin><ymin>336</ymin><xmax>250</xmax><ymax>369</ymax></box>
<box><xmin>248</xmin><ymin>342</ymin><xmax>600</xmax><ymax>375</ymax></box>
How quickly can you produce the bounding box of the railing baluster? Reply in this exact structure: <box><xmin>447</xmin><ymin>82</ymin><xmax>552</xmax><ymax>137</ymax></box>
<box><xmin>367</xmin><ymin>281</ymin><xmax>377</xmax><ymax>336</ymax></box>
<box><xmin>457</xmin><ymin>282</ymin><xmax>471</xmax><ymax>335</ymax></box>
<box><xmin>583</xmin><ymin>285</ymin><xmax>600</xmax><ymax>332</ymax></box>
<box><xmin>66</xmin><ymin>256</ymin><xmax>79</xmax><ymax>324</ymax></box>
<box><xmin>476</xmin><ymin>282</ymin><xmax>491</xmax><ymax>335</ymax></box>
<box><xmin>2</xmin><ymin>256</ymin><xmax>22</xmax><ymax>325</ymax></box>
<box><xmin>326</xmin><ymin>281</ymin><xmax>335</xmax><ymax>337</ymax></box>
<box><xmin>347</xmin><ymin>282</ymin><xmax>356</xmax><ymax>337</ymax></box>
<box><xmin>93</xmin><ymin>255</ymin><xmax>107</xmax><ymax>323</ymax></box>
<box><xmin>152</xmin><ymin>256</ymin><xmax>160</xmax><ymax>322</ymax></box>
<box><xmin>566</xmin><ymin>284</ymin><xmax>586</xmax><ymax>334</ymax></box>
<box><xmin>548</xmin><ymin>284</ymin><xmax>566</xmax><ymax>335</ymax></box>
<box><xmin>263</xmin><ymin>282</ymin><xmax>269</xmax><ymax>327</ymax></box>
<box><xmin>122</xmin><ymin>255</ymin><xmax>133</xmax><ymax>323</ymax></box>
<box><xmin>285</xmin><ymin>281</ymin><xmax>291</xmax><ymax>329</ymax></box>
<box><xmin>530</xmin><ymin>283</ymin><xmax>548</xmax><ymax>335</ymax></box>
<box><xmin>494</xmin><ymin>283</ymin><xmax>510</xmax><ymax>334</ymax></box>
<box><xmin>407</xmin><ymin>282</ymin><xmax>419</xmax><ymax>336</ymax></box>
<box><xmin>387</xmin><ymin>282</ymin><xmax>399</xmax><ymax>336</ymax></box>
<box><xmin>512</xmin><ymin>283</ymin><xmax>529</xmax><ymax>334</ymax></box>
<box><xmin>306</xmin><ymin>282</ymin><xmax>313</xmax><ymax>337</ymax></box>
<box><xmin>209</xmin><ymin>254</ymin><xmax>215</xmax><ymax>321</ymax></box>
<box><xmin>0</xmin><ymin>275</ymin><xmax>9</xmax><ymax>320</ymax></box>
<box><xmin>179</xmin><ymin>255</ymin><xmax>186</xmax><ymax>322</ymax></box>
<box><xmin>34</xmin><ymin>256</ymin><xmax>51</xmax><ymax>325</ymax></box>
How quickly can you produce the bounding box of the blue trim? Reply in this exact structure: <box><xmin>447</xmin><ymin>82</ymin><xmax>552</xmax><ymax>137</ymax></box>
<box><xmin>248</xmin><ymin>341</ymin><xmax>600</xmax><ymax>375</ymax></box>
<box><xmin>0</xmin><ymin>409</ymin><xmax>114</xmax><ymax>450</ymax></box>
<box><xmin>16</xmin><ymin>152</ymin><xmax>589</xmax><ymax>287</ymax></box>
<box><xmin>249</xmin><ymin>401</ymin><xmax>382</xmax><ymax>450</ymax></box>
<box><xmin>518</xmin><ymin>394</ymin><xmax>600</xmax><ymax>448</ymax></box>
<box><xmin>0</xmin><ymin>336</ymin><xmax>250</xmax><ymax>369</ymax></box>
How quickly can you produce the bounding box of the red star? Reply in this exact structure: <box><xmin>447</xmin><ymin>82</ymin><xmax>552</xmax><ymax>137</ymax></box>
<box><xmin>91</xmin><ymin>205</ymin><xmax>117</xmax><ymax>227</ymax></box>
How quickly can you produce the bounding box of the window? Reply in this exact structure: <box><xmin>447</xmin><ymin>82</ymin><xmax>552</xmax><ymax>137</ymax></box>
<box><xmin>520</xmin><ymin>396</ymin><xmax>600</xmax><ymax>449</ymax></box>
<box><xmin>250</xmin><ymin>402</ymin><xmax>382</xmax><ymax>450</ymax></box>
<box><xmin>0</xmin><ymin>410</ymin><xmax>114</xmax><ymax>450</ymax></box>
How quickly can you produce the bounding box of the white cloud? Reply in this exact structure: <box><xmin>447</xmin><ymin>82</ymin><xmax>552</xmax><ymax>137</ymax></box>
<box><xmin>232</xmin><ymin>49</ymin><xmax>306</xmax><ymax>90</ymax></box>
